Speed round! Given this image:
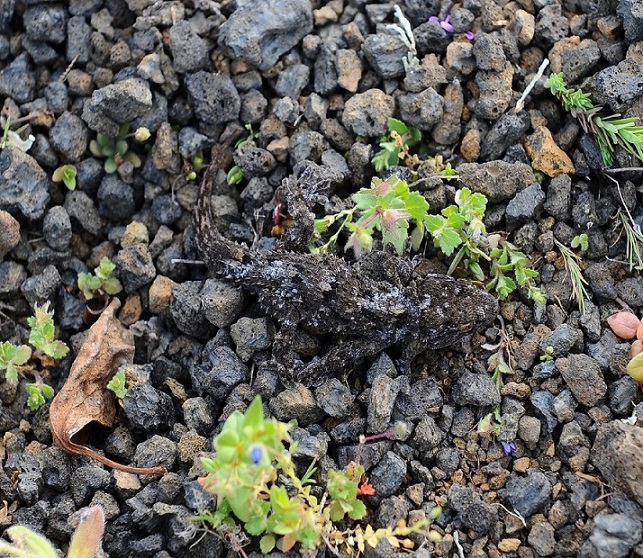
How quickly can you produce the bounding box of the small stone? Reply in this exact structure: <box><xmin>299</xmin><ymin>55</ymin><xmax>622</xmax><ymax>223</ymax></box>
<box><xmin>230</xmin><ymin>317</ymin><xmax>274</xmax><ymax>362</ymax></box>
<box><xmin>0</xmin><ymin>148</ymin><xmax>50</xmax><ymax>221</ymax></box>
<box><xmin>506</xmin><ymin>183</ymin><xmax>546</xmax><ymax>225</ymax></box>
<box><xmin>368</xmin><ymin>451</ymin><xmax>407</xmax><ymax>498</ymax></box>
<box><xmin>513</xmin><ymin>457</ymin><xmax>531</xmax><ymax>473</ymax></box>
<box><xmin>218</xmin><ymin>0</ymin><xmax>313</xmax><ymax>71</ymax></box>
<box><xmin>0</xmin><ymin>53</ymin><xmax>35</xmax><ymax>104</ymax></box>
<box><xmin>122</xmin><ymin>384</ymin><xmax>175</xmax><ymax>432</ymax></box>
<box><xmin>315</xmin><ymin>378</ymin><xmax>356</xmax><ymax>418</ymax></box>
<box><xmin>133</xmin><ymin>435</ymin><xmax>176</xmax><ymax>471</ymax></box>
<box><xmin>342</xmin><ymin>89</ymin><xmax>395</xmax><ymax>137</ymax></box>
<box><xmin>367</xmin><ymin>375</ymin><xmax>409</xmax><ymax>433</ymax></box>
<box><xmin>336</xmin><ymin>49</ymin><xmax>362</xmax><ymax>93</ymax></box>
<box><xmin>499</xmin><ymin>471</ymin><xmax>552</xmax><ymax>517</ymax></box>
<box><xmin>498</xmin><ymin>539</ymin><xmax>522</xmax><ymax>552</ymax></box>
<box><xmin>457</xmin><ymin>160</ymin><xmax>536</xmax><ymax>203</ymax></box>
<box><xmin>556</xmin><ymin>354</ymin><xmax>607</xmax><ymax>406</ymax></box>
<box><xmin>269</xmin><ymin>384</ymin><xmax>324</xmax><ymax>427</ymax></box>
<box><xmin>115</xmin><ymin>244</ymin><xmax>156</xmax><ymax>293</ymax></box>
<box><xmin>148</xmin><ymin>275</ymin><xmax>176</xmax><ymax>317</ymax></box>
<box><xmin>0</xmin><ymin>209</ymin><xmax>20</xmax><ymax>258</ymax></box>
<box><xmin>169</xmin><ymin>20</ymin><xmax>208</xmax><ymax>73</ymax></box>
<box><xmin>184</xmin><ymin>72</ymin><xmax>240</xmax><ymax>126</ymax></box>
<box><xmin>363</xmin><ymin>33</ymin><xmax>407</xmax><ymax>79</ymax></box>
<box><xmin>201</xmin><ymin>279</ymin><xmax>244</xmax><ymax>328</ymax></box>
<box><xmin>589</xmin><ymin>513</ymin><xmax>643</xmax><ymax>558</ymax></box>
<box><xmin>525</xmin><ymin>126</ymin><xmax>575</xmax><ymax>177</ymax></box>
<box><xmin>451</xmin><ymin>370</ymin><xmax>501</xmax><ymax>407</ymax></box>
<box><xmin>191</xmin><ymin>346</ymin><xmax>249</xmax><ymax>400</ymax></box>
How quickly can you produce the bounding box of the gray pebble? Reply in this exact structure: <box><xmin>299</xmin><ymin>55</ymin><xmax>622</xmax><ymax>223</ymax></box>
<box><xmin>506</xmin><ymin>183</ymin><xmax>545</xmax><ymax>225</ymax></box>
<box><xmin>0</xmin><ymin>147</ymin><xmax>50</xmax><ymax>221</ymax></box>
<box><xmin>43</xmin><ymin>206</ymin><xmax>72</xmax><ymax>251</ymax></box>
<box><xmin>192</xmin><ymin>345</ymin><xmax>248</xmax><ymax>400</ymax></box>
<box><xmin>315</xmin><ymin>378</ymin><xmax>356</xmax><ymax>419</ymax></box>
<box><xmin>20</xmin><ymin>264</ymin><xmax>61</xmax><ymax>307</ymax></box>
<box><xmin>230</xmin><ymin>317</ymin><xmax>274</xmax><ymax>362</ymax></box>
<box><xmin>457</xmin><ymin>160</ymin><xmax>535</xmax><ymax>203</ymax></box>
<box><xmin>182</xmin><ymin>397</ymin><xmax>215</xmax><ymax>436</ymax></box>
<box><xmin>169</xmin><ymin>20</ymin><xmax>208</xmax><ymax>73</ymax></box>
<box><xmin>499</xmin><ymin>470</ymin><xmax>552</xmax><ymax>517</ymax></box>
<box><xmin>218</xmin><ymin>0</ymin><xmax>312</xmax><ymax>71</ymax></box>
<box><xmin>342</xmin><ymin>88</ymin><xmax>395</xmax><ymax>137</ymax></box>
<box><xmin>368</xmin><ymin>451</ymin><xmax>406</xmax><ymax>498</ymax></box>
<box><xmin>451</xmin><ymin>370</ymin><xmax>501</xmax><ymax>407</ymax></box>
<box><xmin>363</xmin><ymin>33</ymin><xmax>407</xmax><ymax>79</ymax></box>
<box><xmin>185</xmin><ymin>71</ymin><xmax>240</xmax><ymax>126</ymax></box>
<box><xmin>70</xmin><ymin>466</ymin><xmax>110</xmax><ymax>506</ymax></box>
<box><xmin>269</xmin><ymin>384</ymin><xmax>324</xmax><ymax>427</ymax></box>
<box><xmin>134</xmin><ymin>435</ymin><xmax>176</xmax><ymax>471</ymax></box>
<box><xmin>114</xmin><ymin>243</ymin><xmax>156</xmax><ymax>293</ymax></box>
<box><xmin>530</xmin><ymin>390</ymin><xmax>558</xmax><ymax>434</ymax></box>
<box><xmin>64</xmin><ymin>190</ymin><xmax>102</xmax><ymax>235</ymax></box>
<box><xmin>0</xmin><ymin>53</ymin><xmax>35</xmax><ymax>104</ymax></box>
<box><xmin>557</xmin><ymin>354</ymin><xmax>607</xmax><ymax>406</ymax></box>
<box><xmin>412</xmin><ymin>415</ymin><xmax>445</xmax><ymax>451</ymax></box>
<box><xmin>97</xmin><ymin>174</ymin><xmax>136</xmax><ymax>222</ymax></box>
<box><xmin>49</xmin><ymin>111</ymin><xmax>89</xmax><ymax>162</ymax></box>
<box><xmin>122</xmin><ymin>384</ymin><xmax>175</xmax><ymax>432</ymax></box>
<box><xmin>589</xmin><ymin>513</ymin><xmax>643</xmax><ymax>558</ymax></box>
<box><xmin>528</xmin><ymin>522</ymin><xmax>556</xmax><ymax>556</ymax></box>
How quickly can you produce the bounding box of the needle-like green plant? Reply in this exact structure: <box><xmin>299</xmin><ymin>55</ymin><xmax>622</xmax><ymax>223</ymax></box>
<box><xmin>77</xmin><ymin>257</ymin><xmax>123</xmax><ymax>302</ymax></box>
<box><xmin>0</xmin><ymin>303</ymin><xmax>68</xmax><ymax>410</ymax></box>
<box><xmin>310</xmin><ymin>176</ymin><xmax>544</xmax><ymax>302</ymax></box>
<box><xmin>0</xmin><ymin>505</ymin><xmax>105</xmax><ymax>558</ymax></box>
<box><xmin>52</xmin><ymin>164</ymin><xmax>78</xmax><ymax>191</ymax></box>
<box><xmin>554</xmin><ymin>239</ymin><xmax>590</xmax><ymax>313</ymax></box>
<box><xmin>545</xmin><ymin>72</ymin><xmax>643</xmax><ymax>165</ymax></box>
<box><xmin>196</xmin><ymin>396</ymin><xmax>432</xmax><ymax>555</ymax></box>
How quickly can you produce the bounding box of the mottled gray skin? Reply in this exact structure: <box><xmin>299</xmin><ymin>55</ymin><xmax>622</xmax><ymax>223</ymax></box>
<box><xmin>195</xmin><ymin>152</ymin><xmax>498</xmax><ymax>385</ymax></box>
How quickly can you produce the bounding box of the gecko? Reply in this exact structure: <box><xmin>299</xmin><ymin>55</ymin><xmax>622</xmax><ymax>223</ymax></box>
<box><xmin>194</xmin><ymin>148</ymin><xmax>498</xmax><ymax>385</ymax></box>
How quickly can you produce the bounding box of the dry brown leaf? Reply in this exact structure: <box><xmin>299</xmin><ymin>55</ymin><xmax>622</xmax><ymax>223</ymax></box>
<box><xmin>49</xmin><ymin>299</ymin><xmax>166</xmax><ymax>475</ymax></box>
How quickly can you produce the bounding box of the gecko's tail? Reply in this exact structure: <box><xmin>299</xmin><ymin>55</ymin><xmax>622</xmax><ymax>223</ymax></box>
<box><xmin>194</xmin><ymin>150</ymin><xmax>248</xmax><ymax>272</ymax></box>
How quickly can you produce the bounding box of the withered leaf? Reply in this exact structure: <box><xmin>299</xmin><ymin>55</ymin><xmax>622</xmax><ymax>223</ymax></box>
<box><xmin>49</xmin><ymin>299</ymin><xmax>165</xmax><ymax>475</ymax></box>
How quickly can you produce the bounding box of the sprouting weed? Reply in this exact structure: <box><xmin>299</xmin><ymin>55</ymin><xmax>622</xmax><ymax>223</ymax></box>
<box><xmin>0</xmin><ymin>302</ymin><xmax>68</xmax><ymax>410</ymax></box>
<box><xmin>89</xmin><ymin>124</ymin><xmax>148</xmax><ymax>174</ymax></box>
<box><xmin>77</xmin><ymin>257</ymin><xmax>123</xmax><ymax>302</ymax></box>
<box><xmin>196</xmin><ymin>396</ymin><xmax>436</xmax><ymax>555</ymax></box>
<box><xmin>310</xmin><ymin>176</ymin><xmax>543</xmax><ymax>302</ymax></box>
<box><xmin>106</xmin><ymin>369</ymin><xmax>127</xmax><ymax>400</ymax></box>
<box><xmin>371</xmin><ymin>118</ymin><xmax>423</xmax><ymax>172</ymax></box>
<box><xmin>545</xmin><ymin>72</ymin><xmax>643</xmax><ymax>165</ymax></box>
<box><xmin>52</xmin><ymin>164</ymin><xmax>78</xmax><ymax>191</ymax></box>
<box><xmin>227</xmin><ymin>124</ymin><xmax>258</xmax><ymax>185</ymax></box>
<box><xmin>554</xmin><ymin>239</ymin><xmax>590</xmax><ymax>313</ymax></box>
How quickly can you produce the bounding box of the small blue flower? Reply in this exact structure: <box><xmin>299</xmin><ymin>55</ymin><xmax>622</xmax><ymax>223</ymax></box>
<box><xmin>501</xmin><ymin>440</ymin><xmax>516</xmax><ymax>455</ymax></box>
<box><xmin>471</xmin><ymin>229</ymin><xmax>482</xmax><ymax>243</ymax></box>
<box><xmin>250</xmin><ymin>444</ymin><xmax>262</xmax><ymax>464</ymax></box>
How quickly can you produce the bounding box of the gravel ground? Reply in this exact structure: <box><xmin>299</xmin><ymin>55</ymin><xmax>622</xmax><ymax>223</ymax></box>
<box><xmin>1</xmin><ymin>0</ymin><xmax>643</xmax><ymax>557</ymax></box>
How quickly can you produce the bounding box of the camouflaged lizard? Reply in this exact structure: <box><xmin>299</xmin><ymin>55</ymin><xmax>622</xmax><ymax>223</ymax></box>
<box><xmin>194</xmin><ymin>150</ymin><xmax>498</xmax><ymax>385</ymax></box>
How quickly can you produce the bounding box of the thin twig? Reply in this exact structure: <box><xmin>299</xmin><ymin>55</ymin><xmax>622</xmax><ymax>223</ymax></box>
<box><xmin>515</xmin><ymin>58</ymin><xmax>549</xmax><ymax>113</ymax></box>
<box><xmin>490</xmin><ymin>502</ymin><xmax>527</xmax><ymax>528</ymax></box>
<box><xmin>59</xmin><ymin>55</ymin><xmax>79</xmax><ymax>82</ymax></box>
<box><xmin>603</xmin><ymin>167</ymin><xmax>643</xmax><ymax>173</ymax></box>
<box><xmin>453</xmin><ymin>530</ymin><xmax>466</xmax><ymax>558</ymax></box>
<box><xmin>170</xmin><ymin>258</ymin><xmax>206</xmax><ymax>265</ymax></box>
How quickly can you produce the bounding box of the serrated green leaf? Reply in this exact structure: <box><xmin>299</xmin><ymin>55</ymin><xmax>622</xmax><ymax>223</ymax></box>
<box><xmin>348</xmin><ymin>499</ymin><xmax>367</xmax><ymax>520</ymax></box>
<box><xmin>352</xmin><ymin>190</ymin><xmax>379</xmax><ymax>210</ymax></box>
<box><xmin>404</xmin><ymin>191</ymin><xmax>429</xmax><ymax>221</ymax></box>
<box><xmin>424</xmin><ymin>214</ymin><xmax>446</xmax><ymax>232</ymax></box>
<box><xmin>387</xmin><ymin>117</ymin><xmax>410</xmax><ymax>136</ymax></box>
<box><xmin>102</xmin><ymin>277</ymin><xmax>122</xmax><ymax>295</ymax></box>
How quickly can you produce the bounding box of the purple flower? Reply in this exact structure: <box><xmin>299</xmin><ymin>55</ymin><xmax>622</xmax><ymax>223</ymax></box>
<box><xmin>501</xmin><ymin>440</ymin><xmax>516</xmax><ymax>455</ymax></box>
<box><xmin>250</xmin><ymin>444</ymin><xmax>262</xmax><ymax>464</ymax></box>
<box><xmin>471</xmin><ymin>229</ymin><xmax>482</xmax><ymax>243</ymax></box>
<box><xmin>429</xmin><ymin>15</ymin><xmax>474</xmax><ymax>40</ymax></box>
<box><xmin>429</xmin><ymin>15</ymin><xmax>454</xmax><ymax>32</ymax></box>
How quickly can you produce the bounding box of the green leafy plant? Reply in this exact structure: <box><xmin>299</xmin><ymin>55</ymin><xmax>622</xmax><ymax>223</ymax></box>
<box><xmin>52</xmin><ymin>164</ymin><xmax>78</xmax><ymax>191</ymax></box>
<box><xmin>311</xmin><ymin>176</ymin><xmax>543</xmax><ymax>302</ymax></box>
<box><xmin>371</xmin><ymin>118</ymin><xmax>423</xmax><ymax>172</ymax></box>
<box><xmin>0</xmin><ymin>303</ymin><xmax>69</xmax><ymax>411</ymax></box>
<box><xmin>571</xmin><ymin>233</ymin><xmax>589</xmax><ymax>252</ymax></box>
<box><xmin>554</xmin><ymin>239</ymin><xmax>590</xmax><ymax>313</ymax></box>
<box><xmin>77</xmin><ymin>257</ymin><xmax>123</xmax><ymax>302</ymax></box>
<box><xmin>540</xmin><ymin>345</ymin><xmax>555</xmax><ymax>362</ymax></box>
<box><xmin>0</xmin><ymin>505</ymin><xmax>105</xmax><ymax>558</ymax></box>
<box><xmin>606</xmin><ymin>312</ymin><xmax>643</xmax><ymax>385</ymax></box>
<box><xmin>545</xmin><ymin>72</ymin><xmax>643</xmax><ymax>165</ymax></box>
<box><xmin>227</xmin><ymin>124</ymin><xmax>258</xmax><ymax>185</ymax></box>
<box><xmin>106</xmin><ymin>369</ymin><xmax>127</xmax><ymax>400</ymax></box>
<box><xmin>89</xmin><ymin>124</ymin><xmax>148</xmax><ymax>173</ymax></box>
<box><xmin>196</xmin><ymin>396</ymin><xmax>433</xmax><ymax>555</ymax></box>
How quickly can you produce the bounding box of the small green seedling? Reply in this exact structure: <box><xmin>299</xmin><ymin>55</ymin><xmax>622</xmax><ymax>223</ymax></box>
<box><xmin>571</xmin><ymin>233</ymin><xmax>589</xmax><ymax>252</ymax></box>
<box><xmin>106</xmin><ymin>369</ymin><xmax>127</xmax><ymax>400</ymax></box>
<box><xmin>227</xmin><ymin>124</ymin><xmax>257</xmax><ymax>185</ymax></box>
<box><xmin>371</xmin><ymin>118</ymin><xmax>423</xmax><ymax>172</ymax></box>
<box><xmin>77</xmin><ymin>257</ymin><xmax>123</xmax><ymax>302</ymax></box>
<box><xmin>545</xmin><ymin>72</ymin><xmax>643</xmax><ymax>165</ymax></box>
<box><xmin>89</xmin><ymin>125</ymin><xmax>148</xmax><ymax>173</ymax></box>
<box><xmin>540</xmin><ymin>346</ymin><xmax>555</xmax><ymax>362</ymax></box>
<box><xmin>52</xmin><ymin>164</ymin><xmax>78</xmax><ymax>191</ymax></box>
<box><xmin>0</xmin><ymin>505</ymin><xmax>105</xmax><ymax>558</ymax></box>
<box><xmin>196</xmin><ymin>396</ymin><xmax>431</xmax><ymax>555</ymax></box>
<box><xmin>0</xmin><ymin>303</ymin><xmax>68</xmax><ymax>410</ymax></box>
